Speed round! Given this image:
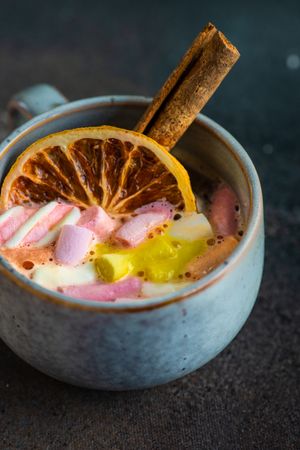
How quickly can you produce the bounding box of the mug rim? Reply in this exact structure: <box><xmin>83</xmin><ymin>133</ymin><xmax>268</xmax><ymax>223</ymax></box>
<box><xmin>0</xmin><ymin>95</ymin><xmax>263</xmax><ymax>313</ymax></box>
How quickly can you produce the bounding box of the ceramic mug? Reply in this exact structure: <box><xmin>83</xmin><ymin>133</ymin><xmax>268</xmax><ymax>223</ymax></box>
<box><xmin>0</xmin><ymin>84</ymin><xmax>264</xmax><ymax>390</ymax></box>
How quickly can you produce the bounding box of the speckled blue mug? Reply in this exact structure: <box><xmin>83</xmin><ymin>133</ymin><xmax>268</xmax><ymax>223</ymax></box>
<box><xmin>0</xmin><ymin>84</ymin><xmax>264</xmax><ymax>390</ymax></box>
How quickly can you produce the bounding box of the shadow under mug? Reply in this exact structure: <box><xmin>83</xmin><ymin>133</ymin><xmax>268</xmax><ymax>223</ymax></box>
<box><xmin>0</xmin><ymin>84</ymin><xmax>264</xmax><ymax>390</ymax></box>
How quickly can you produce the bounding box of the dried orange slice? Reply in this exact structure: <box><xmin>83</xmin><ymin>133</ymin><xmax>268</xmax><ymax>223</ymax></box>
<box><xmin>0</xmin><ymin>126</ymin><xmax>196</xmax><ymax>213</ymax></box>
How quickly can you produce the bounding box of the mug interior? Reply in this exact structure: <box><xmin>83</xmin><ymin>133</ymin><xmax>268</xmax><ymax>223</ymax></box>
<box><xmin>0</xmin><ymin>96</ymin><xmax>261</xmax><ymax>308</ymax></box>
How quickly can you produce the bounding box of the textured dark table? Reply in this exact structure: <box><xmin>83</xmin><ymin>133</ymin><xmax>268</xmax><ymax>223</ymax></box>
<box><xmin>0</xmin><ymin>1</ymin><xmax>299</xmax><ymax>449</ymax></box>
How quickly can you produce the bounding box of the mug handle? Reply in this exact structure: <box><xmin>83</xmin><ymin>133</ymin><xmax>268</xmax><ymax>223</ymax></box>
<box><xmin>7</xmin><ymin>84</ymin><xmax>68</xmax><ymax>130</ymax></box>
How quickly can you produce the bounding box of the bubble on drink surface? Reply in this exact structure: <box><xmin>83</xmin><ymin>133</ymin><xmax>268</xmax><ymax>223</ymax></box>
<box><xmin>173</xmin><ymin>213</ymin><xmax>182</xmax><ymax>221</ymax></box>
<box><xmin>23</xmin><ymin>261</ymin><xmax>34</xmax><ymax>270</ymax></box>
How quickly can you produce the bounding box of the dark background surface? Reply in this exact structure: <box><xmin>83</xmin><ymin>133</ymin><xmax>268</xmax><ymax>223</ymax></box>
<box><xmin>0</xmin><ymin>1</ymin><xmax>299</xmax><ymax>449</ymax></box>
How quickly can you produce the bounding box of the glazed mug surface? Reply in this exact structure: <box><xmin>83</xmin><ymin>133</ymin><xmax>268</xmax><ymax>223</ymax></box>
<box><xmin>0</xmin><ymin>85</ymin><xmax>264</xmax><ymax>390</ymax></box>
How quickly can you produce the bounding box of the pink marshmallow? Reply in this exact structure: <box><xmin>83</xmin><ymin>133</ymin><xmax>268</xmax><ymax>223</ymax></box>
<box><xmin>23</xmin><ymin>204</ymin><xmax>72</xmax><ymax>244</ymax></box>
<box><xmin>210</xmin><ymin>185</ymin><xmax>239</xmax><ymax>236</ymax></box>
<box><xmin>0</xmin><ymin>207</ymin><xmax>36</xmax><ymax>245</ymax></box>
<box><xmin>135</xmin><ymin>200</ymin><xmax>174</xmax><ymax>219</ymax></box>
<box><xmin>59</xmin><ymin>277</ymin><xmax>142</xmax><ymax>301</ymax></box>
<box><xmin>54</xmin><ymin>225</ymin><xmax>93</xmax><ymax>266</ymax></box>
<box><xmin>115</xmin><ymin>211</ymin><xmax>169</xmax><ymax>247</ymax></box>
<box><xmin>78</xmin><ymin>206</ymin><xmax>116</xmax><ymax>240</ymax></box>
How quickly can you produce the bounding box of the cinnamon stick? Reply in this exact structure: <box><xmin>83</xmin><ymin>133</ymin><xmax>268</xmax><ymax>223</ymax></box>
<box><xmin>186</xmin><ymin>236</ymin><xmax>238</xmax><ymax>280</ymax></box>
<box><xmin>135</xmin><ymin>23</ymin><xmax>240</xmax><ymax>150</ymax></box>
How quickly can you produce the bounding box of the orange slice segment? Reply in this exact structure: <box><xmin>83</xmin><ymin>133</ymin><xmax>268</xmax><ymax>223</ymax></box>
<box><xmin>0</xmin><ymin>126</ymin><xmax>196</xmax><ymax>213</ymax></box>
